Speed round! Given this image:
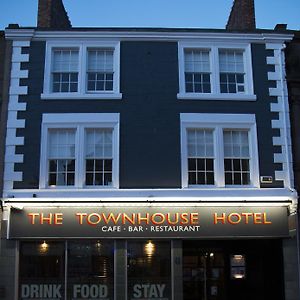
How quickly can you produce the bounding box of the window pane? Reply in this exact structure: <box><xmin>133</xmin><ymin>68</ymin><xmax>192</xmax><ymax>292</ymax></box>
<box><xmin>187</xmin><ymin>129</ymin><xmax>215</xmax><ymax>185</ymax></box>
<box><xmin>219</xmin><ymin>50</ymin><xmax>244</xmax><ymax>73</ymax></box>
<box><xmin>19</xmin><ymin>241</ymin><xmax>65</xmax><ymax>299</ymax></box>
<box><xmin>67</xmin><ymin>241</ymin><xmax>114</xmax><ymax>300</ymax></box>
<box><xmin>53</xmin><ymin>49</ymin><xmax>79</xmax><ymax>72</ymax></box>
<box><xmin>48</xmin><ymin>129</ymin><xmax>76</xmax><ymax>187</ymax></box>
<box><xmin>128</xmin><ymin>241</ymin><xmax>171</xmax><ymax>300</ymax></box>
<box><xmin>184</xmin><ymin>49</ymin><xmax>211</xmax><ymax>94</ymax></box>
<box><xmin>219</xmin><ymin>50</ymin><xmax>245</xmax><ymax>94</ymax></box>
<box><xmin>49</xmin><ymin>129</ymin><xmax>76</xmax><ymax>159</ymax></box>
<box><xmin>223</xmin><ymin>130</ymin><xmax>250</xmax><ymax>186</ymax></box>
<box><xmin>87</xmin><ymin>49</ymin><xmax>114</xmax><ymax>72</ymax></box>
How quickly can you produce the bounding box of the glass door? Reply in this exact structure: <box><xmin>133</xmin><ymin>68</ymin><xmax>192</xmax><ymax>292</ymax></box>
<box><xmin>183</xmin><ymin>247</ymin><xmax>226</xmax><ymax>300</ymax></box>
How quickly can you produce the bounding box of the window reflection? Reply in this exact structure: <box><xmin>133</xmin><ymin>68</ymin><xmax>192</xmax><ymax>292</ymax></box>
<box><xmin>19</xmin><ymin>241</ymin><xmax>65</xmax><ymax>300</ymax></box>
<box><xmin>127</xmin><ymin>240</ymin><xmax>171</xmax><ymax>300</ymax></box>
<box><xmin>67</xmin><ymin>240</ymin><xmax>114</xmax><ymax>300</ymax></box>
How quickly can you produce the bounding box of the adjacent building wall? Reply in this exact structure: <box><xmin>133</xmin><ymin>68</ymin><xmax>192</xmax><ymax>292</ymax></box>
<box><xmin>285</xmin><ymin>30</ymin><xmax>300</xmax><ymax>300</ymax></box>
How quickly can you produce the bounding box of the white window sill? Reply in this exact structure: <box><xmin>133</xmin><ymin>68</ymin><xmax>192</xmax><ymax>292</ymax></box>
<box><xmin>43</xmin><ymin>186</ymin><xmax>119</xmax><ymax>190</ymax></box>
<box><xmin>185</xmin><ymin>185</ymin><xmax>259</xmax><ymax>189</ymax></box>
<box><xmin>177</xmin><ymin>93</ymin><xmax>257</xmax><ymax>101</ymax></box>
<box><xmin>41</xmin><ymin>92</ymin><xmax>123</xmax><ymax>100</ymax></box>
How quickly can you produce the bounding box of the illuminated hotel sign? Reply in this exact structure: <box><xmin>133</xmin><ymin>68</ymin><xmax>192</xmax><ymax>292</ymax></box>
<box><xmin>9</xmin><ymin>206</ymin><xmax>289</xmax><ymax>238</ymax></box>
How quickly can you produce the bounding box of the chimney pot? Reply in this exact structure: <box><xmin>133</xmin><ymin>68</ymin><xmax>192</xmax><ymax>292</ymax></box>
<box><xmin>274</xmin><ymin>24</ymin><xmax>288</xmax><ymax>31</ymax></box>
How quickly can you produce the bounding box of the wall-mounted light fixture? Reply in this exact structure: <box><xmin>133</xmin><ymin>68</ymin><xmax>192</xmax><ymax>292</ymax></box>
<box><xmin>39</xmin><ymin>240</ymin><xmax>49</xmax><ymax>254</ymax></box>
<box><xmin>230</xmin><ymin>254</ymin><xmax>246</xmax><ymax>279</ymax></box>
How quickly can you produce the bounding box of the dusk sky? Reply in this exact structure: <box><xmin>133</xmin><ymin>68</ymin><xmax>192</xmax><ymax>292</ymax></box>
<box><xmin>0</xmin><ymin>0</ymin><xmax>299</xmax><ymax>30</ymax></box>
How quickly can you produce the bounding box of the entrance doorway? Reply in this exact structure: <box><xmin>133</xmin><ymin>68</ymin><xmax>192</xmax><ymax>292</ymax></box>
<box><xmin>183</xmin><ymin>245</ymin><xmax>226</xmax><ymax>300</ymax></box>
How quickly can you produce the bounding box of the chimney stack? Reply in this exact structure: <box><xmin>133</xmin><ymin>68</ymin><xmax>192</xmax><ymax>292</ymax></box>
<box><xmin>226</xmin><ymin>0</ymin><xmax>256</xmax><ymax>31</ymax></box>
<box><xmin>37</xmin><ymin>0</ymin><xmax>71</xmax><ymax>29</ymax></box>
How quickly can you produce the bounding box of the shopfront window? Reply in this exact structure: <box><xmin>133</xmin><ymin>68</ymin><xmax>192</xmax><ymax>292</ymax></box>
<box><xmin>127</xmin><ymin>240</ymin><xmax>171</xmax><ymax>300</ymax></box>
<box><xmin>67</xmin><ymin>240</ymin><xmax>114</xmax><ymax>300</ymax></box>
<box><xmin>19</xmin><ymin>241</ymin><xmax>65</xmax><ymax>300</ymax></box>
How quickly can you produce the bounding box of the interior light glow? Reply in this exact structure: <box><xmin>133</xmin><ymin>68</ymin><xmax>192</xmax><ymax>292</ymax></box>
<box><xmin>39</xmin><ymin>240</ymin><xmax>49</xmax><ymax>253</ymax></box>
<box><xmin>144</xmin><ymin>240</ymin><xmax>155</xmax><ymax>257</ymax></box>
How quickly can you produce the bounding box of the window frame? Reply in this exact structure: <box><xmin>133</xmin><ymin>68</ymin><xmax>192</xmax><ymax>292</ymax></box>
<box><xmin>42</xmin><ymin>41</ymin><xmax>122</xmax><ymax>100</ymax></box>
<box><xmin>178</xmin><ymin>42</ymin><xmax>256</xmax><ymax>101</ymax></box>
<box><xmin>39</xmin><ymin>113</ymin><xmax>120</xmax><ymax>189</ymax></box>
<box><xmin>180</xmin><ymin>113</ymin><xmax>259</xmax><ymax>188</ymax></box>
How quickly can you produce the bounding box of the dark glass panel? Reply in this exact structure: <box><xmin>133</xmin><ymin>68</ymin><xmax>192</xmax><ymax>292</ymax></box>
<box><xmin>197</xmin><ymin>172</ymin><xmax>205</xmax><ymax>184</ymax></box>
<box><xmin>229</xmin><ymin>84</ymin><xmax>236</xmax><ymax>93</ymax></box>
<box><xmin>88</xmin><ymin>73</ymin><xmax>96</xmax><ymax>81</ymax></box>
<box><xmin>87</xmin><ymin>81</ymin><xmax>95</xmax><ymax>91</ymax></box>
<box><xmin>188</xmin><ymin>172</ymin><xmax>196</xmax><ymax>185</ymax></box>
<box><xmin>95</xmin><ymin>159</ymin><xmax>104</xmax><ymax>171</ymax></box>
<box><xmin>61</xmin><ymin>83</ymin><xmax>69</xmax><ymax>92</ymax></box>
<box><xmin>67</xmin><ymin>173</ymin><xmax>75</xmax><ymax>185</ymax></box>
<box><xmin>86</xmin><ymin>159</ymin><xmax>94</xmax><ymax>172</ymax></box>
<box><xmin>224</xmin><ymin>159</ymin><xmax>232</xmax><ymax>171</ymax></box>
<box><xmin>188</xmin><ymin>159</ymin><xmax>196</xmax><ymax>171</ymax></box>
<box><xmin>85</xmin><ymin>173</ymin><xmax>94</xmax><ymax>185</ymax></box>
<box><xmin>95</xmin><ymin>172</ymin><xmax>103</xmax><ymax>185</ymax></box>
<box><xmin>53</xmin><ymin>83</ymin><xmax>60</xmax><ymax>92</ymax></box>
<box><xmin>206</xmin><ymin>172</ymin><xmax>214</xmax><ymax>184</ymax></box>
<box><xmin>70</xmin><ymin>83</ymin><xmax>78</xmax><ymax>92</ymax></box>
<box><xmin>104</xmin><ymin>173</ymin><xmax>112</xmax><ymax>185</ymax></box>
<box><xmin>233</xmin><ymin>159</ymin><xmax>241</xmax><ymax>171</ymax></box>
<box><xmin>220</xmin><ymin>83</ymin><xmax>227</xmax><ymax>93</ymax></box>
<box><xmin>203</xmin><ymin>73</ymin><xmax>210</xmax><ymax>82</ymax></box>
<box><xmin>185</xmin><ymin>73</ymin><xmax>193</xmax><ymax>82</ymax></box>
<box><xmin>236</xmin><ymin>74</ymin><xmax>244</xmax><ymax>83</ymax></box>
<box><xmin>186</xmin><ymin>83</ymin><xmax>193</xmax><ymax>92</ymax></box>
<box><xmin>241</xmin><ymin>159</ymin><xmax>249</xmax><ymax>171</ymax></box>
<box><xmin>49</xmin><ymin>160</ymin><xmax>57</xmax><ymax>172</ymax></box>
<box><xmin>104</xmin><ymin>159</ymin><xmax>112</xmax><ymax>171</ymax></box>
<box><xmin>206</xmin><ymin>159</ymin><xmax>214</xmax><ymax>171</ymax></box>
<box><xmin>49</xmin><ymin>174</ymin><xmax>57</xmax><ymax>186</ymax></box>
<box><xmin>194</xmin><ymin>83</ymin><xmax>202</xmax><ymax>93</ymax></box>
<box><xmin>225</xmin><ymin>173</ymin><xmax>232</xmax><ymax>185</ymax></box>
<box><xmin>197</xmin><ymin>159</ymin><xmax>205</xmax><ymax>171</ymax></box>
<box><xmin>61</xmin><ymin>73</ymin><xmax>69</xmax><ymax>82</ymax></box>
<box><xmin>105</xmin><ymin>81</ymin><xmax>113</xmax><ymax>91</ymax></box>
<box><xmin>242</xmin><ymin>173</ymin><xmax>250</xmax><ymax>185</ymax></box>
<box><xmin>234</xmin><ymin>173</ymin><xmax>242</xmax><ymax>185</ymax></box>
<box><xmin>193</xmin><ymin>73</ymin><xmax>201</xmax><ymax>82</ymax></box>
<box><xmin>96</xmin><ymin>81</ymin><xmax>105</xmax><ymax>91</ymax></box>
<box><xmin>228</xmin><ymin>74</ymin><xmax>235</xmax><ymax>82</ymax></box>
<box><xmin>203</xmin><ymin>83</ymin><xmax>211</xmax><ymax>93</ymax></box>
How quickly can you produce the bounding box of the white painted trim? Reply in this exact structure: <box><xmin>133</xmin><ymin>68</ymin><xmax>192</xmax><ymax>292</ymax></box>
<box><xmin>2</xmin><ymin>187</ymin><xmax>297</xmax><ymax>201</ymax></box>
<box><xmin>180</xmin><ymin>113</ymin><xmax>259</xmax><ymax>189</ymax></box>
<box><xmin>267</xmin><ymin>43</ymin><xmax>293</xmax><ymax>188</ymax></box>
<box><xmin>178</xmin><ymin>42</ymin><xmax>256</xmax><ymax>101</ymax></box>
<box><xmin>43</xmin><ymin>113</ymin><xmax>120</xmax><ymax>124</ymax></box>
<box><xmin>3</xmin><ymin>40</ymin><xmax>29</xmax><ymax>193</ymax></box>
<box><xmin>39</xmin><ymin>113</ymin><xmax>120</xmax><ymax>189</ymax></box>
<box><xmin>5</xmin><ymin>28</ymin><xmax>294</xmax><ymax>44</ymax></box>
<box><xmin>41</xmin><ymin>92</ymin><xmax>123</xmax><ymax>100</ymax></box>
<box><xmin>180</xmin><ymin>113</ymin><xmax>256</xmax><ymax>124</ymax></box>
<box><xmin>177</xmin><ymin>93</ymin><xmax>257</xmax><ymax>101</ymax></box>
<box><xmin>43</xmin><ymin>41</ymin><xmax>122</xmax><ymax>99</ymax></box>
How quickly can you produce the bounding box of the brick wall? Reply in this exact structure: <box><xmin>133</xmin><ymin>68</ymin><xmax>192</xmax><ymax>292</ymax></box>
<box><xmin>226</xmin><ymin>0</ymin><xmax>256</xmax><ymax>31</ymax></box>
<box><xmin>37</xmin><ymin>0</ymin><xmax>71</xmax><ymax>29</ymax></box>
